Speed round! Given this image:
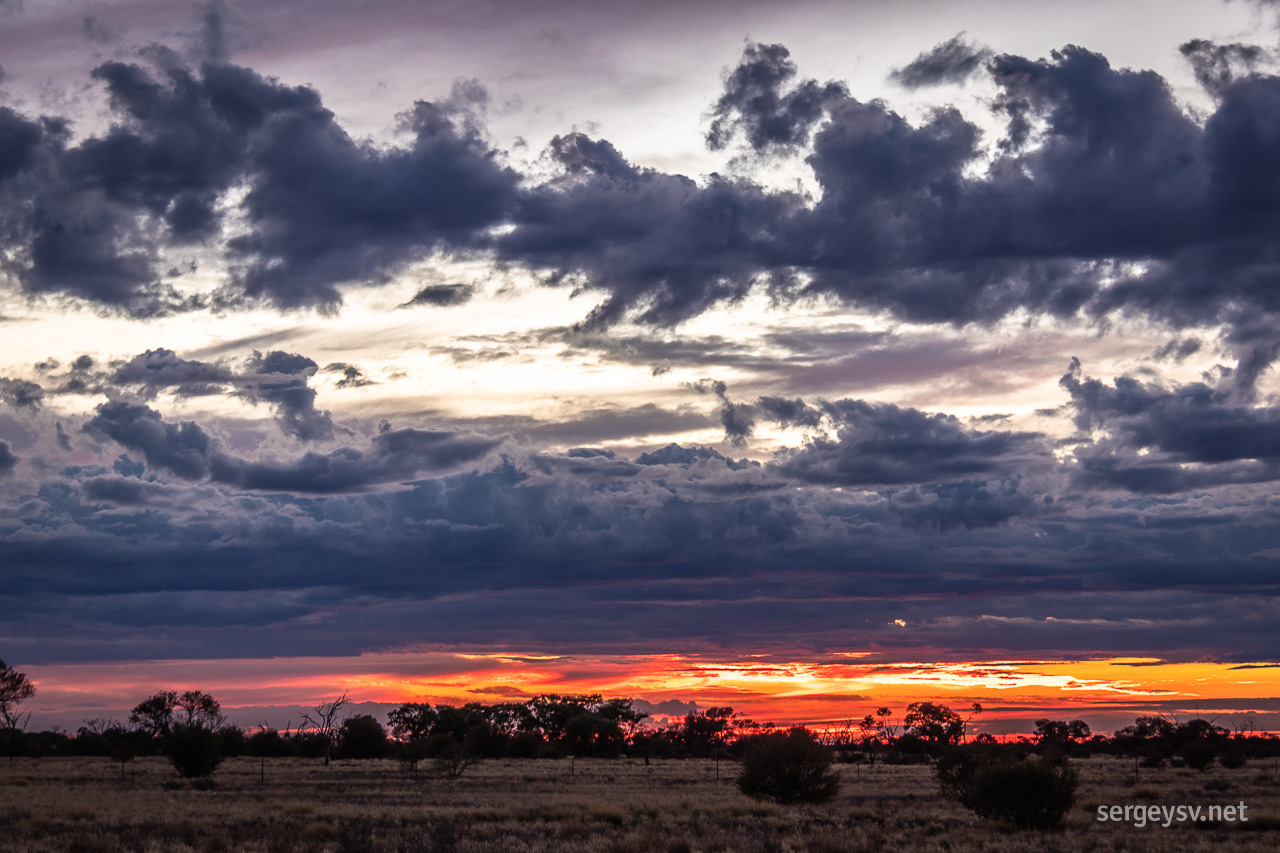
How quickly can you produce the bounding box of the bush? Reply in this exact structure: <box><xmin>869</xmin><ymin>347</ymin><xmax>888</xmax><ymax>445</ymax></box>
<box><xmin>736</xmin><ymin>727</ymin><xmax>841</xmax><ymax>805</ymax></box>
<box><xmin>434</xmin><ymin>742</ymin><xmax>479</xmax><ymax>778</ymax></box>
<box><xmin>168</xmin><ymin>724</ymin><xmax>223</xmax><ymax>778</ymax></box>
<box><xmin>393</xmin><ymin>738</ymin><xmax>432</xmax><ymax>773</ymax></box>
<box><xmin>1181</xmin><ymin>740</ymin><xmax>1217</xmax><ymax>772</ymax></box>
<box><xmin>936</xmin><ymin>745</ymin><xmax>1077</xmax><ymax>829</ymax></box>
<box><xmin>1220</xmin><ymin>749</ymin><xmax>1247</xmax><ymax>769</ymax></box>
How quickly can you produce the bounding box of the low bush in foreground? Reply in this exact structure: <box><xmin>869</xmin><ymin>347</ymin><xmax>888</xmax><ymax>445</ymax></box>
<box><xmin>736</xmin><ymin>727</ymin><xmax>841</xmax><ymax>805</ymax></box>
<box><xmin>936</xmin><ymin>744</ymin><xmax>1077</xmax><ymax>829</ymax></box>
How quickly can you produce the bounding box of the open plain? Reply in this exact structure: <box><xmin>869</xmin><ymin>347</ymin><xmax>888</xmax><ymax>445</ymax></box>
<box><xmin>2</xmin><ymin>755</ymin><xmax>1280</xmax><ymax>852</ymax></box>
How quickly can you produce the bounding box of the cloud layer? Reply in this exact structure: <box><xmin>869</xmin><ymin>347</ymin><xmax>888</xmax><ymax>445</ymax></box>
<box><xmin>3</xmin><ymin>18</ymin><xmax>1280</xmax><ymax>673</ymax></box>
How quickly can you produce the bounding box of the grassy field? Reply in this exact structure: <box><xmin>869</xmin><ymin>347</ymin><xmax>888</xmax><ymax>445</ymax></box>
<box><xmin>2</xmin><ymin>754</ymin><xmax>1280</xmax><ymax>852</ymax></box>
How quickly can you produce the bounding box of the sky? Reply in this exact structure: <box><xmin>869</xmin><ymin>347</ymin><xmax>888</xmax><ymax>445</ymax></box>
<box><xmin>3</xmin><ymin>0</ymin><xmax>1280</xmax><ymax>735</ymax></box>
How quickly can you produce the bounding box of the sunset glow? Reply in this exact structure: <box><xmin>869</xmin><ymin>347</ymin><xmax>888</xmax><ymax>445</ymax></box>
<box><xmin>23</xmin><ymin>653</ymin><xmax>1280</xmax><ymax>735</ymax></box>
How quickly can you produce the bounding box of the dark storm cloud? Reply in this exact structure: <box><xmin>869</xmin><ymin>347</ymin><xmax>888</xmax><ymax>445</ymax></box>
<box><xmin>94</xmin><ymin>347</ymin><xmax>334</xmax><ymax>441</ymax></box>
<box><xmin>54</xmin><ymin>422</ymin><xmax>72</xmax><ymax>451</ymax></box>
<box><xmin>80</xmin><ymin>476</ymin><xmax>167</xmax><ymax>505</ymax></box>
<box><xmin>496</xmin><ymin>131</ymin><xmax>801</xmax><ymax>327</ymax></box>
<box><xmin>777</xmin><ymin>399</ymin><xmax>1051</xmax><ymax>487</ymax></box>
<box><xmin>1060</xmin><ymin>358</ymin><xmax>1280</xmax><ymax>493</ymax></box>
<box><xmin>84</xmin><ymin>400</ymin><xmax>214</xmax><ymax>480</ymax></box>
<box><xmin>211</xmin><ymin>425</ymin><xmax>502</xmax><ymax>492</ymax></box>
<box><xmin>7</xmin><ymin>36</ymin><xmax>1280</xmax><ymax>334</ymax></box>
<box><xmin>0</xmin><ymin>48</ymin><xmax>519</xmax><ymax>314</ymax></box>
<box><xmin>228</xmin><ymin>92</ymin><xmax>519</xmax><ymax>309</ymax></box>
<box><xmin>325</xmin><ymin>363</ymin><xmax>376</xmax><ymax>389</ymax></box>
<box><xmin>1152</xmin><ymin>337</ymin><xmax>1202</xmax><ymax>362</ymax></box>
<box><xmin>241</xmin><ymin>350</ymin><xmax>334</xmax><ymax>441</ymax></box>
<box><xmin>493</xmin><ymin>42</ymin><xmax>1280</xmax><ymax>338</ymax></box>
<box><xmin>113</xmin><ymin>348</ymin><xmax>234</xmax><ymax>397</ymax></box>
<box><xmin>82</xmin><ymin>399</ymin><xmax>500</xmax><ymax>492</ymax></box>
<box><xmin>705</xmin><ymin>42</ymin><xmax>848</xmax><ymax>153</ymax></box>
<box><xmin>889</xmin><ymin>33</ymin><xmax>993</xmax><ymax>88</ymax></box>
<box><xmin>0</xmin><ymin>440</ymin><xmax>16</xmax><ymax>475</ymax></box>
<box><xmin>1180</xmin><ymin>38</ymin><xmax>1267</xmax><ymax>96</ymax></box>
<box><xmin>8</xmin><ymin>442</ymin><xmax>1280</xmax><ymax>662</ymax></box>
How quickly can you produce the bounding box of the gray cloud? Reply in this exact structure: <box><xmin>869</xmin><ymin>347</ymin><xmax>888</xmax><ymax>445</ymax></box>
<box><xmin>777</xmin><ymin>399</ymin><xmax>1051</xmax><ymax>487</ymax></box>
<box><xmin>705</xmin><ymin>42</ymin><xmax>847</xmax><ymax>152</ymax></box>
<box><xmin>889</xmin><ymin>33</ymin><xmax>993</xmax><ymax>89</ymax></box>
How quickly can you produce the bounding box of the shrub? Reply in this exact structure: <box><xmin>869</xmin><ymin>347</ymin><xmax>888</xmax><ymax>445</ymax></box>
<box><xmin>434</xmin><ymin>742</ymin><xmax>479</xmax><ymax>778</ymax></box>
<box><xmin>1181</xmin><ymin>740</ymin><xmax>1217</xmax><ymax>772</ymax></box>
<box><xmin>1220</xmin><ymin>749</ymin><xmax>1247</xmax><ymax>769</ymax></box>
<box><xmin>1140</xmin><ymin>750</ymin><xmax>1166</xmax><ymax>768</ymax></box>
<box><xmin>736</xmin><ymin>727</ymin><xmax>841</xmax><ymax>805</ymax></box>
<box><xmin>337</xmin><ymin>817</ymin><xmax>375</xmax><ymax>853</ymax></box>
<box><xmin>393</xmin><ymin>738</ymin><xmax>432</xmax><ymax>773</ymax></box>
<box><xmin>936</xmin><ymin>745</ymin><xmax>1077</xmax><ymax>829</ymax></box>
<box><xmin>168</xmin><ymin>724</ymin><xmax>223</xmax><ymax>778</ymax></box>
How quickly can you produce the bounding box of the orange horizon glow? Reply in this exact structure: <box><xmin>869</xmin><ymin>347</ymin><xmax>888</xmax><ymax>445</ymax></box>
<box><xmin>22</xmin><ymin>651</ymin><xmax>1280</xmax><ymax>735</ymax></box>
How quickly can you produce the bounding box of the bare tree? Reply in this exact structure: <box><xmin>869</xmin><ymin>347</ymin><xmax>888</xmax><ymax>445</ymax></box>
<box><xmin>962</xmin><ymin>702</ymin><xmax>983</xmax><ymax>744</ymax></box>
<box><xmin>301</xmin><ymin>692</ymin><xmax>349</xmax><ymax>766</ymax></box>
<box><xmin>0</xmin><ymin>659</ymin><xmax>36</xmax><ymax>760</ymax></box>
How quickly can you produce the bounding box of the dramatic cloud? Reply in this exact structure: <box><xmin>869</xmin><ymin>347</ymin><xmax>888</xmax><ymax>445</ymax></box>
<box><xmin>497</xmin><ymin>42</ymin><xmax>1280</xmax><ymax>337</ymax></box>
<box><xmin>0</xmin><ymin>54</ymin><xmax>519</xmax><ymax>314</ymax></box>
<box><xmin>7</xmin><ymin>9</ymin><xmax>1280</xmax><ymax>686</ymax></box>
<box><xmin>210</xmin><ymin>424</ymin><xmax>502</xmax><ymax>492</ymax></box>
<box><xmin>84</xmin><ymin>400</ymin><xmax>215</xmax><ymax>480</ymax></box>
<box><xmin>112</xmin><ymin>348</ymin><xmax>234</xmax><ymax>398</ymax></box>
<box><xmin>705</xmin><ymin>42</ymin><xmax>847</xmax><ymax>152</ymax></box>
<box><xmin>777</xmin><ymin>399</ymin><xmax>1051</xmax><ymax>486</ymax></box>
<box><xmin>5</xmin><ymin>36</ymin><xmax>1280</xmax><ymax>338</ymax></box>
<box><xmin>83</xmin><ymin>399</ymin><xmax>499</xmax><ymax>492</ymax></box>
<box><xmin>1061</xmin><ymin>358</ymin><xmax>1280</xmax><ymax>493</ymax></box>
<box><xmin>1180</xmin><ymin>38</ymin><xmax>1268</xmax><ymax>95</ymax></box>
<box><xmin>497</xmin><ymin>132</ymin><xmax>798</xmax><ymax>327</ymax></box>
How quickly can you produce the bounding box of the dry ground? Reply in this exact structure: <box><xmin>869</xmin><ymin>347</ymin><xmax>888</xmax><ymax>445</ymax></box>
<box><xmin>1</xmin><ymin>754</ymin><xmax>1279</xmax><ymax>852</ymax></box>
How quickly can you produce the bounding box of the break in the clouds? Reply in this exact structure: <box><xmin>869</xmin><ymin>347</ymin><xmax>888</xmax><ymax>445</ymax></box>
<box><xmin>2</xmin><ymin>0</ymin><xmax>1280</xmax><ymax>696</ymax></box>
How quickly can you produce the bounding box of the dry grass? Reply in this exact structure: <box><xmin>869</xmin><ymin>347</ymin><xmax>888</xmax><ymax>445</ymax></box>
<box><xmin>0</xmin><ymin>754</ymin><xmax>1278</xmax><ymax>851</ymax></box>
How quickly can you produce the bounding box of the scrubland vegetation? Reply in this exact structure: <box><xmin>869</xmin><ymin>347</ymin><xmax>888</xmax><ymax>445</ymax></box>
<box><xmin>3</xmin><ymin>752</ymin><xmax>1280</xmax><ymax>852</ymax></box>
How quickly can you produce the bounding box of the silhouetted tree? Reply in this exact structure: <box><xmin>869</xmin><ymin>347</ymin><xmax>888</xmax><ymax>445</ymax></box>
<box><xmin>674</xmin><ymin>706</ymin><xmax>736</xmax><ymax>757</ymax></box>
<box><xmin>904</xmin><ymin>702</ymin><xmax>964</xmax><ymax>747</ymax></box>
<box><xmin>174</xmin><ymin>690</ymin><xmax>223</xmax><ymax>728</ymax></box>
<box><xmin>0</xmin><ymin>659</ymin><xmax>35</xmax><ymax>759</ymax></box>
<box><xmin>388</xmin><ymin>703</ymin><xmax>438</xmax><ymax>742</ymax></box>
<box><xmin>340</xmin><ymin>715</ymin><xmax>388</xmax><ymax>759</ymax></box>
<box><xmin>130</xmin><ymin>691</ymin><xmax>179</xmax><ymax>737</ymax></box>
<box><xmin>1033</xmin><ymin>718</ymin><xmax>1091</xmax><ymax>750</ymax></box>
<box><xmin>300</xmin><ymin>692</ymin><xmax>349</xmax><ymax>765</ymax></box>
